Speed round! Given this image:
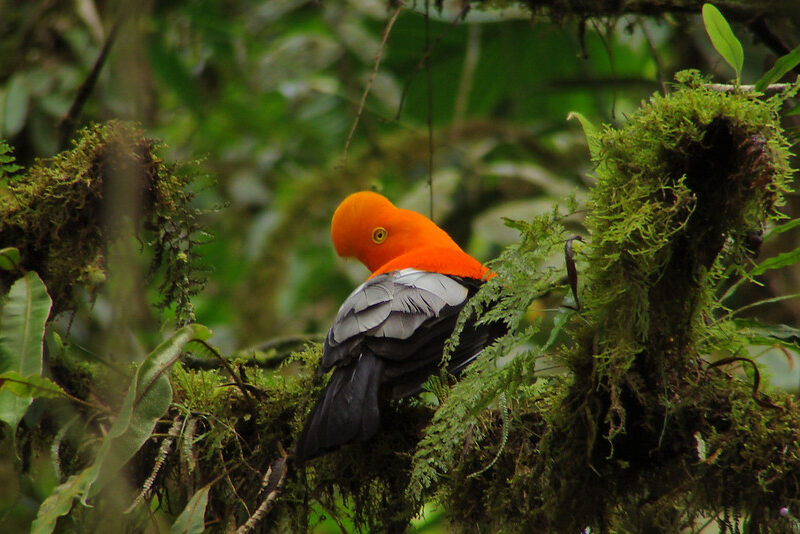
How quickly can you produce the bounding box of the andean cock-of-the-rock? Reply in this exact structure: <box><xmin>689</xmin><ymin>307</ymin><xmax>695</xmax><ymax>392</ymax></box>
<box><xmin>295</xmin><ymin>191</ymin><xmax>505</xmax><ymax>461</ymax></box>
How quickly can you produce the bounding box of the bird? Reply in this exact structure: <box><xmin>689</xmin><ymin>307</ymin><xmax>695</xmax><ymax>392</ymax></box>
<box><xmin>294</xmin><ymin>191</ymin><xmax>505</xmax><ymax>461</ymax></box>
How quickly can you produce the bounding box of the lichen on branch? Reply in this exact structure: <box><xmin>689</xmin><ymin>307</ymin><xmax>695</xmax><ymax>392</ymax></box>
<box><xmin>0</xmin><ymin>120</ymin><xmax>208</xmax><ymax>322</ymax></box>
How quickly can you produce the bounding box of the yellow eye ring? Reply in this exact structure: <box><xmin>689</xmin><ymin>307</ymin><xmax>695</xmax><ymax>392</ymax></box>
<box><xmin>371</xmin><ymin>227</ymin><xmax>388</xmax><ymax>244</ymax></box>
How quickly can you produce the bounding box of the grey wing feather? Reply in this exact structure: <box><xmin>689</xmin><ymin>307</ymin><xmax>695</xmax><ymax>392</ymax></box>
<box><xmin>323</xmin><ymin>269</ymin><xmax>469</xmax><ymax>368</ymax></box>
<box><xmin>372</xmin><ymin>309</ymin><xmax>428</xmax><ymax>339</ymax></box>
<box><xmin>339</xmin><ymin>280</ymin><xmax>393</xmax><ymax>315</ymax></box>
<box><xmin>373</xmin><ymin>270</ymin><xmax>467</xmax><ymax>339</ymax></box>
<box><xmin>330</xmin><ymin>277</ymin><xmax>394</xmax><ymax>344</ymax></box>
<box><xmin>332</xmin><ymin>299</ymin><xmax>392</xmax><ymax>344</ymax></box>
<box><xmin>393</xmin><ymin>270</ymin><xmax>468</xmax><ymax>307</ymax></box>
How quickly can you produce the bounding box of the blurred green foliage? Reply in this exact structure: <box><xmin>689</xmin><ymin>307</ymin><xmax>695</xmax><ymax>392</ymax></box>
<box><xmin>1</xmin><ymin>0</ymin><xmax>685</xmax><ymax>348</ymax></box>
<box><xmin>0</xmin><ymin>0</ymin><xmax>798</xmax><ymax>532</ymax></box>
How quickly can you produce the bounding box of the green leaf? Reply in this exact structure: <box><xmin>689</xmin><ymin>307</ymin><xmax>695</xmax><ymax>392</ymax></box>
<box><xmin>0</xmin><ymin>247</ymin><xmax>20</xmax><ymax>271</ymax></box>
<box><xmin>0</xmin><ymin>371</ymin><xmax>67</xmax><ymax>400</ymax></box>
<box><xmin>765</xmin><ymin>218</ymin><xmax>800</xmax><ymax>240</ymax></box>
<box><xmin>567</xmin><ymin>111</ymin><xmax>601</xmax><ymax>159</ymax></box>
<box><xmin>542</xmin><ymin>309</ymin><xmax>572</xmax><ymax>352</ymax></box>
<box><xmin>31</xmin><ymin>467</ymin><xmax>97</xmax><ymax>534</ymax></box>
<box><xmin>170</xmin><ymin>485</ymin><xmax>210</xmax><ymax>534</ymax></box>
<box><xmin>702</xmin><ymin>4</ymin><xmax>744</xmax><ymax>82</ymax></box>
<box><xmin>755</xmin><ymin>44</ymin><xmax>800</xmax><ymax>92</ymax></box>
<box><xmin>750</xmin><ymin>247</ymin><xmax>800</xmax><ymax>276</ymax></box>
<box><xmin>0</xmin><ymin>272</ymin><xmax>52</xmax><ymax>430</ymax></box>
<box><xmin>734</xmin><ymin>318</ymin><xmax>800</xmax><ymax>351</ymax></box>
<box><xmin>87</xmin><ymin>324</ymin><xmax>212</xmax><ymax>497</ymax></box>
<box><xmin>3</xmin><ymin>73</ymin><xmax>30</xmax><ymax>137</ymax></box>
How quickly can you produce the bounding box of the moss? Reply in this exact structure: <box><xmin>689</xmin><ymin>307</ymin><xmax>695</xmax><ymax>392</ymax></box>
<box><xmin>303</xmin><ymin>402</ymin><xmax>434</xmax><ymax>533</ymax></box>
<box><xmin>437</xmin><ymin>381</ymin><xmax>561</xmax><ymax>532</ymax></box>
<box><xmin>165</xmin><ymin>348</ymin><xmax>317</xmax><ymax>531</ymax></box>
<box><xmin>584</xmin><ymin>70</ymin><xmax>792</xmax><ymax>360</ymax></box>
<box><xmin>157</xmin><ymin>344</ymin><xmax>435</xmax><ymax>532</ymax></box>
<box><xmin>417</xmin><ymin>72</ymin><xmax>799</xmax><ymax>532</ymax></box>
<box><xmin>28</xmin><ymin>74</ymin><xmax>800</xmax><ymax>533</ymax></box>
<box><xmin>0</xmin><ymin>121</ymin><xmax>207</xmax><ymax>321</ymax></box>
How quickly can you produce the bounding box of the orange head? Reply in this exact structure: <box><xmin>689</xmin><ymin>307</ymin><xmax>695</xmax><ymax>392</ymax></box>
<box><xmin>331</xmin><ymin>191</ymin><xmax>487</xmax><ymax>279</ymax></box>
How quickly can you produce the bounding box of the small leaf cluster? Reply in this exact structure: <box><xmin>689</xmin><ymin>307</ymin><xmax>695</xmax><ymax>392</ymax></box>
<box><xmin>702</xmin><ymin>3</ymin><xmax>800</xmax><ymax>90</ymax></box>
<box><xmin>0</xmin><ymin>141</ymin><xmax>21</xmax><ymax>181</ymax></box>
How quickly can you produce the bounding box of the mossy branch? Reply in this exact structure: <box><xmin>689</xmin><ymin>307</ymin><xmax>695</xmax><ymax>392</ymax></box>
<box><xmin>26</xmin><ymin>74</ymin><xmax>800</xmax><ymax>533</ymax></box>
<box><xmin>437</xmin><ymin>71</ymin><xmax>800</xmax><ymax>532</ymax></box>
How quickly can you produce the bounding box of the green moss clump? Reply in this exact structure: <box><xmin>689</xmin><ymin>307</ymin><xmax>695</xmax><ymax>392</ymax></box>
<box><xmin>164</xmin><ymin>349</ymin><xmax>317</xmax><ymax>532</ymax></box>
<box><xmin>0</xmin><ymin>121</ymin><xmax>207</xmax><ymax>321</ymax></box>
<box><xmin>155</xmin><ymin>345</ymin><xmax>434</xmax><ymax>532</ymax></box>
<box><xmin>584</xmin><ymin>70</ymin><xmax>792</xmax><ymax>369</ymax></box>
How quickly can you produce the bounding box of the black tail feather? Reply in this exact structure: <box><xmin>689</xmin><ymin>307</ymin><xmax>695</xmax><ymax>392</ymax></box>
<box><xmin>295</xmin><ymin>352</ymin><xmax>384</xmax><ymax>461</ymax></box>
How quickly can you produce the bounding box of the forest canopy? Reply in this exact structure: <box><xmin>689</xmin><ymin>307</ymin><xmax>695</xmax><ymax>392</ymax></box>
<box><xmin>0</xmin><ymin>1</ymin><xmax>799</xmax><ymax>533</ymax></box>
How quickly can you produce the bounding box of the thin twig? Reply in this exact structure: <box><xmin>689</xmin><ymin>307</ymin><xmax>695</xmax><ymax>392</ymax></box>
<box><xmin>637</xmin><ymin>17</ymin><xmax>666</xmax><ymax>94</ymax></box>
<box><xmin>258</xmin><ymin>443</ymin><xmax>287</xmax><ymax>494</ymax></box>
<box><xmin>193</xmin><ymin>339</ymin><xmax>255</xmax><ymax>408</ymax></box>
<box><xmin>183</xmin><ymin>349</ymin><xmax>301</xmax><ymax>370</ymax></box>
<box><xmin>394</xmin><ymin>3</ymin><xmax>471</xmax><ymax>121</ymax></box>
<box><xmin>182</xmin><ymin>332</ymin><xmax>324</xmax><ymax>370</ymax></box>
<box><xmin>425</xmin><ymin>0</ymin><xmax>434</xmax><ymax>219</ymax></box>
<box><xmin>236</xmin><ymin>452</ymin><xmax>289</xmax><ymax>534</ymax></box>
<box><xmin>709</xmin><ymin>83</ymin><xmax>795</xmax><ymax>93</ymax></box>
<box><xmin>590</xmin><ymin>18</ymin><xmax>617</xmax><ymax>120</ymax></box>
<box><xmin>341</xmin><ymin>4</ymin><xmax>403</xmax><ymax>165</ymax></box>
<box><xmin>707</xmin><ymin>357</ymin><xmax>782</xmax><ymax>410</ymax></box>
<box><xmin>219</xmin><ymin>447</ymin><xmax>252</xmax><ymax>517</ymax></box>
<box><xmin>58</xmin><ymin>10</ymin><xmax>127</xmax><ymax>149</ymax></box>
<box><xmin>249</xmin><ymin>333</ymin><xmax>325</xmax><ymax>353</ymax></box>
<box><xmin>452</xmin><ymin>22</ymin><xmax>480</xmax><ymax>138</ymax></box>
<box><xmin>748</xmin><ymin>17</ymin><xmax>794</xmax><ymax>70</ymax></box>
<box><xmin>577</xmin><ymin>18</ymin><xmax>589</xmax><ymax>60</ymax></box>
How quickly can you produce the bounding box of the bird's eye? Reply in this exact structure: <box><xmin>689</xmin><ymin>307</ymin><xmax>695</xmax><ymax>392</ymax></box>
<box><xmin>371</xmin><ymin>227</ymin><xmax>388</xmax><ymax>244</ymax></box>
